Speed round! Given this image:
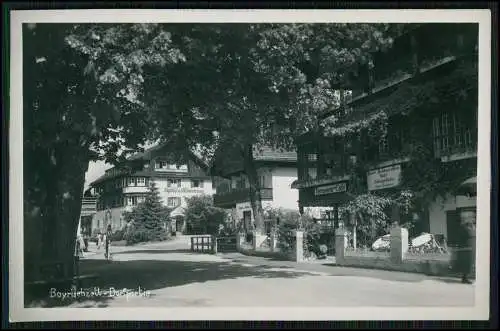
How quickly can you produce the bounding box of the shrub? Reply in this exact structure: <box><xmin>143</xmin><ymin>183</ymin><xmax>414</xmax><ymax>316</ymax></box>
<box><xmin>110</xmin><ymin>228</ymin><xmax>126</xmax><ymax>241</ymax></box>
<box><xmin>276</xmin><ymin>210</ymin><xmax>302</xmax><ymax>253</ymax></box>
<box><xmin>157</xmin><ymin>229</ymin><xmax>170</xmax><ymax>241</ymax></box>
<box><xmin>184</xmin><ymin>195</ymin><xmax>227</xmax><ymax>235</ymax></box>
<box><xmin>304</xmin><ymin>223</ymin><xmax>336</xmax><ymax>257</ymax></box>
<box><xmin>122</xmin><ymin>182</ymin><xmax>171</xmax><ymax>245</ymax></box>
<box><xmin>124</xmin><ymin>224</ymin><xmax>170</xmax><ymax>245</ymax></box>
<box><xmin>125</xmin><ymin>228</ymin><xmax>150</xmax><ymax>245</ymax></box>
<box><xmin>319</xmin><ymin>244</ymin><xmax>328</xmax><ymax>256</ymax></box>
<box><xmin>218</xmin><ymin>223</ymin><xmax>237</xmax><ymax>237</ymax></box>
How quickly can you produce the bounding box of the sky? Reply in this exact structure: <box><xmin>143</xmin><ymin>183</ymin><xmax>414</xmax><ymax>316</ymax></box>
<box><xmin>83</xmin><ymin>140</ymin><xmax>161</xmax><ymax>191</ymax></box>
<box><xmin>84</xmin><ymin>160</ymin><xmax>112</xmax><ymax>191</ymax></box>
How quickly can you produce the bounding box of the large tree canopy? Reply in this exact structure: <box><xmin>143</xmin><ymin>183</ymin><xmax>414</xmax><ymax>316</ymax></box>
<box><xmin>24</xmin><ymin>23</ymin><xmax>402</xmax><ymax>284</ymax></box>
<box><xmin>23</xmin><ymin>23</ymin><xmax>187</xmax><ymax>281</ymax></box>
<box><xmin>65</xmin><ymin>23</ymin><xmax>400</xmax><ymax>231</ymax></box>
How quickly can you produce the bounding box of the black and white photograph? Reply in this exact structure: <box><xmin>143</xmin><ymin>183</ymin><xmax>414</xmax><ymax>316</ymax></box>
<box><xmin>8</xmin><ymin>9</ymin><xmax>492</xmax><ymax>322</ymax></box>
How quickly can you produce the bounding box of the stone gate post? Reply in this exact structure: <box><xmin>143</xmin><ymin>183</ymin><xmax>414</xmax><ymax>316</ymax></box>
<box><xmin>390</xmin><ymin>227</ymin><xmax>409</xmax><ymax>264</ymax></box>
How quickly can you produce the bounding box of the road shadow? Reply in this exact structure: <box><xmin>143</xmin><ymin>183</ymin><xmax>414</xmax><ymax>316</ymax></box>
<box><xmin>112</xmin><ymin>249</ymin><xmax>193</xmax><ymax>255</ymax></box>
<box><xmin>320</xmin><ymin>263</ymin><xmax>467</xmax><ymax>284</ymax></box>
<box><xmin>216</xmin><ymin>254</ymin><xmax>467</xmax><ymax>285</ymax></box>
<box><xmin>25</xmin><ymin>258</ymin><xmax>321</xmax><ymax>308</ymax></box>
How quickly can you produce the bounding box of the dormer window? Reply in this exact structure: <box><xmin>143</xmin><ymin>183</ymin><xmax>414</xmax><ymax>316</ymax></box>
<box><xmin>167</xmin><ymin>179</ymin><xmax>182</xmax><ymax>188</ymax></box>
<box><xmin>191</xmin><ymin>180</ymin><xmax>204</xmax><ymax>188</ymax></box>
<box><xmin>155</xmin><ymin>161</ymin><xmax>167</xmax><ymax>169</ymax></box>
<box><xmin>155</xmin><ymin>160</ymin><xmax>188</xmax><ymax>172</ymax></box>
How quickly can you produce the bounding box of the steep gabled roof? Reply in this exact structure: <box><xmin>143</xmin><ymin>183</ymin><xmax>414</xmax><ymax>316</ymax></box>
<box><xmin>127</xmin><ymin>144</ymin><xmax>166</xmax><ymax>161</ymax></box>
<box><xmin>126</xmin><ymin>141</ymin><xmax>210</xmax><ymax>170</ymax></box>
<box><xmin>90</xmin><ymin>142</ymin><xmax>211</xmax><ymax>186</ymax></box>
<box><xmin>253</xmin><ymin>146</ymin><xmax>297</xmax><ymax>162</ymax></box>
<box><xmin>210</xmin><ymin>144</ymin><xmax>297</xmax><ymax>178</ymax></box>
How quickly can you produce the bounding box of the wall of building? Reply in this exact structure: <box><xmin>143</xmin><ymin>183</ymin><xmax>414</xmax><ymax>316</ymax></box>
<box><xmin>92</xmin><ymin>178</ymin><xmax>214</xmax><ymax>234</ymax></box>
<box><xmin>153</xmin><ymin>177</ymin><xmax>215</xmax><ymax>210</ymax></box>
<box><xmin>428</xmin><ymin>194</ymin><xmax>477</xmax><ymax>238</ymax></box>
<box><xmin>230</xmin><ymin>167</ymin><xmax>298</xmax><ymax>224</ymax></box>
<box><xmin>270</xmin><ymin>167</ymin><xmax>299</xmax><ymax>211</ymax></box>
<box><xmin>92</xmin><ymin>206</ymin><xmax>130</xmax><ymax>233</ymax></box>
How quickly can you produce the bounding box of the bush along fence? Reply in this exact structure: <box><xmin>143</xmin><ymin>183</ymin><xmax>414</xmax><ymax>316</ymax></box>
<box><xmin>335</xmin><ymin>227</ymin><xmax>463</xmax><ymax>277</ymax></box>
<box><xmin>189</xmin><ymin>225</ymin><xmax>334</xmax><ymax>262</ymax></box>
<box><xmin>231</xmin><ymin>229</ymin><xmax>307</xmax><ymax>262</ymax></box>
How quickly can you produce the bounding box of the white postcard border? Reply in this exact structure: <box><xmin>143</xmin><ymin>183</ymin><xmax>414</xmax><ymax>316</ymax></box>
<box><xmin>9</xmin><ymin>9</ymin><xmax>492</xmax><ymax>322</ymax></box>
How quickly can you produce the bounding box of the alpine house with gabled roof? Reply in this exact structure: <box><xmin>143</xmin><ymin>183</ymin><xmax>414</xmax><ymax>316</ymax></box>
<box><xmin>210</xmin><ymin>145</ymin><xmax>300</xmax><ymax>234</ymax></box>
<box><xmin>89</xmin><ymin>142</ymin><xmax>215</xmax><ymax>235</ymax></box>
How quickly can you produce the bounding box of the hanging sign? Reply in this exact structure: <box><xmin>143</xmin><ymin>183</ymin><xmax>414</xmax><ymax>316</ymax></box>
<box><xmin>314</xmin><ymin>182</ymin><xmax>347</xmax><ymax>196</ymax></box>
<box><xmin>367</xmin><ymin>164</ymin><xmax>402</xmax><ymax>191</ymax></box>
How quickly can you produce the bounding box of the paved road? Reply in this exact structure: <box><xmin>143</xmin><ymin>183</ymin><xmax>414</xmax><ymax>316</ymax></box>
<box><xmin>37</xmin><ymin>238</ymin><xmax>475</xmax><ymax>308</ymax></box>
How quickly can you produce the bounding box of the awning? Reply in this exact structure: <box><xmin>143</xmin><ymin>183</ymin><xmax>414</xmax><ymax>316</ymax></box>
<box><xmin>170</xmin><ymin>206</ymin><xmax>185</xmax><ymax>218</ymax></box>
<box><xmin>291</xmin><ymin>175</ymin><xmax>351</xmax><ymax>190</ymax></box>
<box><xmin>455</xmin><ymin>177</ymin><xmax>477</xmax><ymax>196</ymax></box>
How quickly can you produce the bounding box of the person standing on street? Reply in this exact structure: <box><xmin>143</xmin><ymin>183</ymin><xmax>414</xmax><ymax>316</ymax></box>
<box><xmin>105</xmin><ymin>224</ymin><xmax>112</xmax><ymax>260</ymax></box>
<box><xmin>456</xmin><ymin>214</ymin><xmax>476</xmax><ymax>284</ymax></box>
<box><xmin>97</xmin><ymin>231</ymin><xmax>102</xmax><ymax>250</ymax></box>
<box><xmin>83</xmin><ymin>230</ymin><xmax>89</xmax><ymax>252</ymax></box>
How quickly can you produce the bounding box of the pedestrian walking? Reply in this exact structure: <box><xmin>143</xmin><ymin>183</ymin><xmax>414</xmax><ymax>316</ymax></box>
<box><xmin>97</xmin><ymin>231</ymin><xmax>102</xmax><ymax>250</ymax></box>
<box><xmin>455</xmin><ymin>216</ymin><xmax>476</xmax><ymax>284</ymax></box>
<box><xmin>76</xmin><ymin>234</ymin><xmax>85</xmax><ymax>258</ymax></box>
<box><xmin>105</xmin><ymin>224</ymin><xmax>112</xmax><ymax>261</ymax></box>
<box><xmin>83</xmin><ymin>230</ymin><xmax>89</xmax><ymax>252</ymax></box>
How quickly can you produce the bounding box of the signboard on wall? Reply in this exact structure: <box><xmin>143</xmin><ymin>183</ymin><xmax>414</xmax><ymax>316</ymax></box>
<box><xmin>237</xmin><ymin>202</ymin><xmax>252</xmax><ymax>211</ymax></box>
<box><xmin>165</xmin><ymin>188</ymin><xmax>204</xmax><ymax>194</ymax></box>
<box><xmin>314</xmin><ymin>182</ymin><xmax>347</xmax><ymax>196</ymax></box>
<box><xmin>367</xmin><ymin>164</ymin><xmax>402</xmax><ymax>191</ymax></box>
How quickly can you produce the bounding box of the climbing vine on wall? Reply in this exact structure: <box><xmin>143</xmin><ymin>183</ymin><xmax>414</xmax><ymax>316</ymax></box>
<box><xmin>322</xmin><ymin>110</ymin><xmax>389</xmax><ymax>141</ymax></box>
<box><xmin>318</xmin><ymin>58</ymin><xmax>477</xmax><ymax>241</ymax></box>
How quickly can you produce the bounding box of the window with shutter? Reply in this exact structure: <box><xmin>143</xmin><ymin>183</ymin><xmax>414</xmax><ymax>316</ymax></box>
<box><xmin>433</xmin><ymin>111</ymin><xmax>477</xmax><ymax>158</ymax></box>
<box><xmin>446</xmin><ymin>209</ymin><xmax>460</xmax><ymax>247</ymax></box>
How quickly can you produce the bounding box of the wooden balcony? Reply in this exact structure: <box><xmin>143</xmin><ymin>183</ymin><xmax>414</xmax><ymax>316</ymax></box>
<box><xmin>435</xmin><ymin>144</ymin><xmax>478</xmax><ymax>162</ymax></box>
<box><xmin>81</xmin><ymin>198</ymin><xmax>97</xmax><ymax>216</ymax></box>
<box><xmin>347</xmin><ymin>24</ymin><xmax>477</xmax><ymax>103</ymax></box>
<box><xmin>213</xmin><ymin>188</ymin><xmax>273</xmax><ymax>207</ymax></box>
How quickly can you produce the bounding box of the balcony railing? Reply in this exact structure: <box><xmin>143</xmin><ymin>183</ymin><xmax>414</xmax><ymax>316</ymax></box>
<box><xmin>81</xmin><ymin>198</ymin><xmax>97</xmax><ymax>216</ymax></box>
<box><xmin>372</xmin><ymin>57</ymin><xmax>415</xmax><ymax>93</ymax></box>
<box><xmin>213</xmin><ymin>188</ymin><xmax>273</xmax><ymax>207</ymax></box>
<box><xmin>435</xmin><ymin>143</ymin><xmax>478</xmax><ymax>162</ymax></box>
<box><xmin>122</xmin><ymin>186</ymin><xmax>149</xmax><ymax>194</ymax></box>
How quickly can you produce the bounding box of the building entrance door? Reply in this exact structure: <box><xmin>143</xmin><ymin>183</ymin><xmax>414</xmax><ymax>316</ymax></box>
<box><xmin>243</xmin><ymin>210</ymin><xmax>251</xmax><ymax>232</ymax></box>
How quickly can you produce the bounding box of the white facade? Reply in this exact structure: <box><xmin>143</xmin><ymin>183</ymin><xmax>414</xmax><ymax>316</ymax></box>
<box><xmin>92</xmin><ymin>206</ymin><xmax>130</xmax><ymax>233</ymax></box>
<box><xmin>154</xmin><ymin>177</ymin><xmax>215</xmax><ymax>211</ymax></box>
<box><xmin>228</xmin><ymin>166</ymin><xmax>299</xmax><ymax>224</ymax></box>
<box><xmin>428</xmin><ymin>193</ymin><xmax>477</xmax><ymax>239</ymax></box>
<box><xmin>91</xmin><ymin>177</ymin><xmax>215</xmax><ymax>234</ymax></box>
<box><xmin>91</xmin><ymin>152</ymin><xmax>214</xmax><ymax>234</ymax></box>
<box><xmin>269</xmin><ymin>167</ymin><xmax>299</xmax><ymax>211</ymax></box>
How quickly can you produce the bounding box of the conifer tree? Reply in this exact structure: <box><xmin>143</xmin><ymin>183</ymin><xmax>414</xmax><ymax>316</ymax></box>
<box><xmin>124</xmin><ymin>181</ymin><xmax>170</xmax><ymax>243</ymax></box>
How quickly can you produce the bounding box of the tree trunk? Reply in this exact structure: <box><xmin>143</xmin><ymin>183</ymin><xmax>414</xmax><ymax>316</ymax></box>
<box><xmin>242</xmin><ymin>144</ymin><xmax>265</xmax><ymax>234</ymax></box>
<box><xmin>334</xmin><ymin>205</ymin><xmax>339</xmax><ymax>229</ymax></box>
<box><xmin>353</xmin><ymin>224</ymin><xmax>357</xmax><ymax>250</ymax></box>
<box><xmin>24</xmin><ymin>144</ymin><xmax>89</xmax><ymax>284</ymax></box>
<box><xmin>350</xmin><ymin>212</ymin><xmax>357</xmax><ymax>249</ymax></box>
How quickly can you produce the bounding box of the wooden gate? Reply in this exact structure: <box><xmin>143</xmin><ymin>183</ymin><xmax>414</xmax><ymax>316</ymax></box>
<box><xmin>190</xmin><ymin>235</ymin><xmax>215</xmax><ymax>254</ymax></box>
<box><xmin>216</xmin><ymin>236</ymin><xmax>237</xmax><ymax>253</ymax></box>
